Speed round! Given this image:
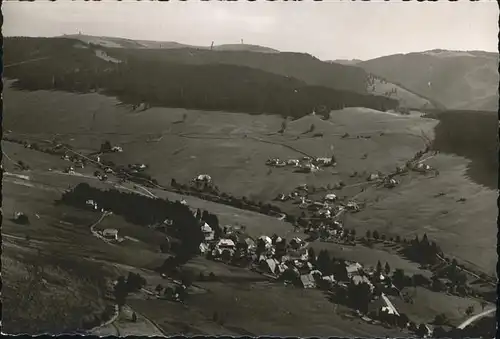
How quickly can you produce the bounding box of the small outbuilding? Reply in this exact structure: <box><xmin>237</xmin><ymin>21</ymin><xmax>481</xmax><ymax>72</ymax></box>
<box><xmin>102</xmin><ymin>228</ymin><xmax>118</xmax><ymax>241</ymax></box>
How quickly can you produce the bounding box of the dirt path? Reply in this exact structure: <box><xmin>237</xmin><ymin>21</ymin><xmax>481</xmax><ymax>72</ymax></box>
<box><xmin>91</xmin><ymin>305</ymin><xmax>166</xmax><ymax>336</ymax></box>
<box><xmin>457</xmin><ymin>307</ymin><xmax>496</xmax><ymax>329</ymax></box>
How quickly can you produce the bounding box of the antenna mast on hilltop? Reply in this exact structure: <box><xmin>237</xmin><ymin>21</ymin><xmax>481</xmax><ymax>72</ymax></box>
<box><xmin>241</xmin><ymin>39</ymin><xmax>244</xmax><ymax>44</ymax></box>
<box><xmin>210</xmin><ymin>41</ymin><xmax>214</xmax><ymax>51</ymax></box>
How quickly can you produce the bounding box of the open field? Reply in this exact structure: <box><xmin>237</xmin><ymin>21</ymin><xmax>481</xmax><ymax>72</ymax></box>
<box><xmin>388</xmin><ymin>287</ymin><xmax>494</xmax><ymax>327</ymax></box>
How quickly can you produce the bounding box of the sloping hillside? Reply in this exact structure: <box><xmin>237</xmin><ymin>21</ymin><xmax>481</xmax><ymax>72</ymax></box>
<box><xmin>64</xmin><ymin>35</ymin><xmax>437</xmax><ymax>109</ymax></box>
<box><xmin>92</xmin><ymin>45</ymin><xmax>371</xmax><ymax>94</ymax></box>
<box><xmin>358</xmin><ymin>49</ymin><xmax>499</xmax><ymax>111</ymax></box>
<box><xmin>3</xmin><ymin>37</ymin><xmax>398</xmax><ymax>119</ymax></box>
<box><xmin>366</xmin><ymin>74</ymin><xmax>439</xmax><ymax>109</ymax></box>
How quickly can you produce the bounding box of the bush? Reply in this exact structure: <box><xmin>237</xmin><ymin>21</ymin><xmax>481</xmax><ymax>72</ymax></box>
<box><xmin>433</xmin><ymin>313</ymin><xmax>447</xmax><ymax>326</ymax></box>
<box><xmin>13</xmin><ymin>214</ymin><xmax>30</xmax><ymax>225</ymax></box>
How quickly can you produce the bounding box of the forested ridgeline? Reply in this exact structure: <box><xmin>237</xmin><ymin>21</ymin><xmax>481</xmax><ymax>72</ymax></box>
<box><xmin>4</xmin><ymin>37</ymin><xmax>399</xmax><ymax>118</ymax></box>
<box><xmin>101</xmin><ymin>46</ymin><xmax>371</xmax><ymax>94</ymax></box>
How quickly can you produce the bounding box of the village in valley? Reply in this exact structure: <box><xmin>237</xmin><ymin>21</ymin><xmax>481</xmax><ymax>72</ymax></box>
<box><xmin>4</xmin><ymin>120</ymin><xmax>494</xmax><ymax>337</ymax></box>
<box><xmin>2</xmin><ymin>2</ymin><xmax>498</xmax><ymax>337</ymax></box>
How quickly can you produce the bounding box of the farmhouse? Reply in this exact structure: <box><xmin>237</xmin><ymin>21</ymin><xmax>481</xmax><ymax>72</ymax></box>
<box><xmin>324</xmin><ymin>193</ymin><xmax>337</xmax><ymax>202</ymax></box>
<box><xmin>299</xmin><ymin>273</ymin><xmax>316</xmax><ymax>289</ymax></box>
<box><xmin>259</xmin><ymin>258</ymin><xmax>285</xmax><ymax>276</ymax></box>
<box><xmin>380</xmin><ymin>293</ymin><xmax>400</xmax><ymax>317</ymax></box>
<box><xmin>199</xmin><ymin>242</ymin><xmax>210</xmax><ymax>254</ymax></box>
<box><xmin>384</xmin><ymin>178</ymin><xmax>399</xmax><ymax>188</ymax></box>
<box><xmin>85</xmin><ymin>199</ymin><xmax>98</xmax><ymax>210</ymax></box>
<box><xmin>102</xmin><ymin>228</ymin><xmax>118</xmax><ymax>241</ymax></box>
<box><xmin>289</xmin><ymin>237</ymin><xmax>305</xmax><ymax>250</ymax></box>
<box><xmin>352</xmin><ymin>274</ymin><xmax>375</xmax><ymax>292</ymax></box>
<box><xmin>414</xmin><ymin>163</ymin><xmax>432</xmax><ymax>173</ymax></box>
<box><xmin>194</xmin><ymin>174</ymin><xmax>212</xmax><ymax>183</ymax></box>
<box><xmin>314</xmin><ymin>157</ymin><xmax>334</xmax><ymax>167</ymax></box>
<box><xmin>346</xmin><ymin>262</ymin><xmax>363</xmax><ymax>277</ymax></box>
<box><xmin>258</xmin><ymin>235</ymin><xmax>273</xmax><ymax>249</ymax></box>
<box><xmin>216</xmin><ymin>238</ymin><xmax>235</xmax><ymax>250</ymax></box>
<box><xmin>201</xmin><ymin>222</ymin><xmax>215</xmax><ymax>241</ymax></box>
<box><xmin>346</xmin><ymin>201</ymin><xmax>360</xmax><ymax>212</ymax></box>
<box><xmin>316</xmin><ymin>209</ymin><xmax>331</xmax><ymax>219</ymax></box>
<box><xmin>237</xmin><ymin>237</ymin><xmax>256</xmax><ymax>251</ymax></box>
<box><xmin>297</xmin><ymin>163</ymin><xmax>319</xmax><ymax>173</ymax></box>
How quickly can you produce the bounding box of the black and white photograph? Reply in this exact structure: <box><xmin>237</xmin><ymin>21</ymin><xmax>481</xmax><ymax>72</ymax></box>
<box><xmin>1</xmin><ymin>0</ymin><xmax>498</xmax><ymax>337</ymax></box>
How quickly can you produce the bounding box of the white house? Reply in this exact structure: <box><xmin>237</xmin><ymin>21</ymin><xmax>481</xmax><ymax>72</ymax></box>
<box><xmin>315</xmin><ymin>157</ymin><xmax>333</xmax><ymax>167</ymax></box>
<box><xmin>346</xmin><ymin>201</ymin><xmax>360</xmax><ymax>212</ymax></box>
<box><xmin>324</xmin><ymin>193</ymin><xmax>337</xmax><ymax>202</ymax></box>
<box><xmin>258</xmin><ymin>235</ymin><xmax>273</xmax><ymax>248</ymax></box>
<box><xmin>384</xmin><ymin>178</ymin><xmax>399</xmax><ymax>188</ymax></box>
<box><xmin>346</xmin><ymin>262</ymin><xmax>363</xmax><ymax>277</ymax></box>
<box><xmin>195</xmin><ymin>174</ymin><xmax>212</xmax><ymax>183</ymax></box>
<box><xmin>201</xmin><ymin>222</ymin><xmax>215</xmax><ymax>241</ymax></box>
<box><xmin>216</xmin><ymin>238</ymin><xmax>235</xmax><ymax>249</ymax></box>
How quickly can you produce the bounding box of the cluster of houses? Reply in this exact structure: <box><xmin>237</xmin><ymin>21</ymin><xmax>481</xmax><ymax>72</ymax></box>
<box><xmin>276</xmin><ymin>184</ymin><xmax>361</xmax><ymax>217</ymax></box>
<box><xmin>93</xmin><ymin>170</ymin><xmax>108</xmax><ymax>181</ymax></box>
<box><xmin>128</xmin><ymin>163</ymin><xmax>148</xmax><ymax>173</ymax></box>
<box><xmin>197</xmin><ymin>222</ymin><xmax>408</xmax><ymax>324</ymax></box>
<box><xmin>192</xmin><ymin>174</ymin><xmax>213</xmax><ymax>184</ymax></box>
<box><xmin>189</xmin><ymin>174</ymin><xmax>219</xmax><ymax>192</ymax></box>
<box><xmin>111</xmin><ymin>146</ymin><xmax>123</xmax><ymax>153</ymax></box>
<box><xmin>62</xmin><ymin>153</ymin><xmax>86</xmax><ymax>169</ymax></box>
<box><xmin>411</xmin><ymin>162</ymin><xmax>434</xmax><ymax>174</ymax></box>
<box><xmin>266</xmin><ymin>156</ymin><xmax>336</xmax><ymax>173</ymax></box>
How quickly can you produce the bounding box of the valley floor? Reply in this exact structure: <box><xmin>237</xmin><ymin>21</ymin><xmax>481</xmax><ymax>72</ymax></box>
<box><xmin>2</xmin><ymin>84</ymin><xmax>496</xmax><ymax>336</ymax></box>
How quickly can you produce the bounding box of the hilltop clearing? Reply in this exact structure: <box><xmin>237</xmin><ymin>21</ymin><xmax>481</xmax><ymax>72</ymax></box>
<box><xmin>64</xmin><ymin>34</ymin><xmax>280</xmax><ymax>53</ymax></box>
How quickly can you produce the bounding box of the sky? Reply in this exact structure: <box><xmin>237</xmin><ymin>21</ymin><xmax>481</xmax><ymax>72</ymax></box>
<box><xmin>3</xmin><ymin>0</ymin><xmax>498</xmax><ymax>61</ymax></box>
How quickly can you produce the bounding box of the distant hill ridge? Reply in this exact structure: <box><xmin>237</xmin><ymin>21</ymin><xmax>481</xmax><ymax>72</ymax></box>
<box><xmin>63</xmin><ymin>34</ymin><xmax>280</xmax><ymax>53</ymax></box>
<box><xmin>10</xmin><ymin>35</ymin><xmax>492</xmax><ymax>111</ymax></box>
<box><xmin>65</xmin><ymin>34</ymin><xmax>441</xmax><ymax>110</ymax></box>
<box><xmin>357</xmin><ymin>49</ymin><xmax>499</xmax><ymax>111</ymax></box>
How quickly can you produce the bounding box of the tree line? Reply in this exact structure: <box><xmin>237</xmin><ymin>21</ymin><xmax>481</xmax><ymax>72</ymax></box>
<box><xmin>59</xmin><ymin>183</ymin><xmax>204</xmax><ymax>264</ymax></box>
